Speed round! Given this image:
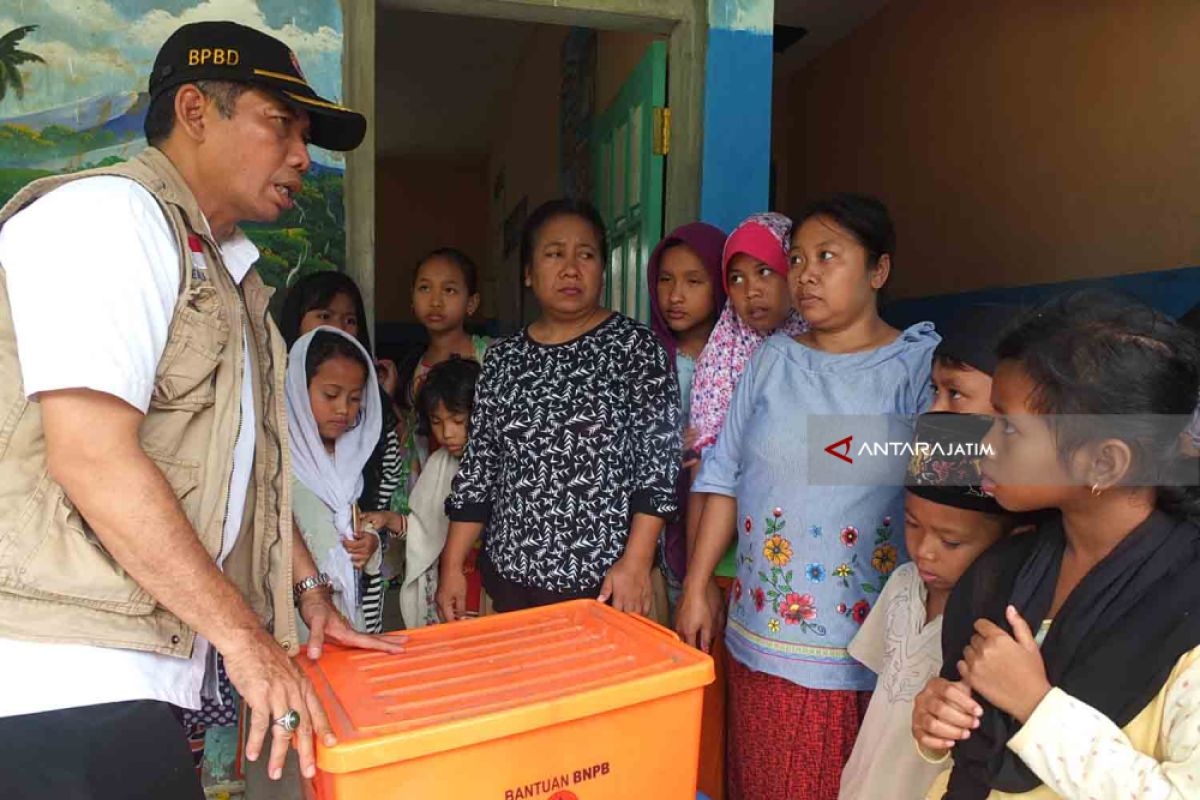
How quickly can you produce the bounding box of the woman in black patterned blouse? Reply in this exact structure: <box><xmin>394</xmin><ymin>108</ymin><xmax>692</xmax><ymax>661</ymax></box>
<box><xmin>437</xmin><ymin>199</ymin><xmax>681</xmax><ymax>618</ymax></box>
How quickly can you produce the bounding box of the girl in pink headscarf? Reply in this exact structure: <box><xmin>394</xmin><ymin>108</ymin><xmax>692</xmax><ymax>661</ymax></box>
<box><xmin>686</xmin><ymin>213</ymin><xmax>807</xmax><ymax>573</ymax></box>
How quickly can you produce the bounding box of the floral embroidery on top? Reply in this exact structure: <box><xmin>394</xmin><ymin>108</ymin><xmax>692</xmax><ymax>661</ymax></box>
<box><xmin>756</xmin><ymin>509</ymin><xmax>827</xmax><ymax>637</ymax></box>
<box><xmin>764</xmin><ymin>535</ymin><xmax>793</xmax><ymax>567</ymax></box>
<box><xmin>733</xmin><ymin>578</ymin><xmax>744</xmax><ymax>604</ymax></box>
<box><xmin>809</xmin><ymin>524</ymin><xmax>822</xmax><ymax>538</ymax></box>
<box><xmin>834</xmin><ymin>562</ymin><xmax>855</xmax><ymax>586</ymax></box>
<box><xmin>852</xmin><ymin>599</ymin><xmax>871</xmax><ymax>624</ymax></box>
<box><xmin>872</xmin><ymin>544</ymin><xmax>898</xmax><ymax>575</ymax></box>
<box><xmin>743</xmin><ymin>515</ymin><xmax>753</xmax><ymax>534</ymax></box>
<box><xmin>861</xmin><ymin>517</ymin><xmax>898</xmax><ymax>595</ymax></box>
<box><xmin>841</xmin><ymin>526</ymin><xmax>859</xmax><ymax>547</ymax></box>
<box><xmin>780</xmin><ymin>593</ymin><xmax>817</xmax><ymax>622</ymax></box>
<box><xmin>776</xmin><ymin>593</ymin><xmax>827</xmax><ymax>635</ymax></box>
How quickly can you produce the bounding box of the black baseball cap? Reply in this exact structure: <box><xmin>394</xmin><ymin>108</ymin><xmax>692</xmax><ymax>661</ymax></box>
<box><xmin>149</xmin><ymin>21</ymin><xmax>365</xmax><ymax>152</ymax></box>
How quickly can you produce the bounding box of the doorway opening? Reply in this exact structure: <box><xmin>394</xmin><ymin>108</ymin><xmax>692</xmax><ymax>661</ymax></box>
<box><xmin>370</xmin><ymin>0</ymin><xmax>701</xmax><ymax>356</ymax></box>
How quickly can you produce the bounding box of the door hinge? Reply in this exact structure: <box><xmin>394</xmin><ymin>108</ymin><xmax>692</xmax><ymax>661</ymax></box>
<box><xmin>652</xmin><ymin>107</ymin><xmax>670</xmax><ymax>156</ymax></box>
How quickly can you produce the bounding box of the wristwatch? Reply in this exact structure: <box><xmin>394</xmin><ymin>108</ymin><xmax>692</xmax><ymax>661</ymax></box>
<box><xmin>293</xmin><ymin>572</ymin><xmax>333</xmax><ymax>604</ymax></box>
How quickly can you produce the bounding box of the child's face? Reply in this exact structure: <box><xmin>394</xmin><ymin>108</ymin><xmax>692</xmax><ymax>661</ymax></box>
<box><xmin>413</xmin><ymin>257</ymin><xmax>478</xmax><ymax>334</ymax></box>
<box><xmin>930</xmin><ymin>360</ymin><xmax>996</xmax><ymax>415</ymax></box>
<box><xmin>657</xmin><ymin>244</ymin><xmax>717</xmax><ymax>337</ymax></box>
<box><xmin>308</xmin><ymin>355</ymin><xmax>367</xmax><ymax>447</ymax></box>
<box><xmin>428</xmin><ymin>400</ymin><xmax>469</xmax><ymax>457</ymax></box>
<box><xmin>980</xmin><ymin>360</ymin><xmax>1082</xmax><ymax>512</ymax></box>
<box><xmin>904</xmin><ymin>491</ymin><xmax>1006</xmax><ymax>595</ymax></box>
<box><xmin>726</xmin><ymin>253</ymin><xmax>791</xmax><ymax>335</ymax></box>
<box><xmin>300</xmin><ymin>292</ymin><xmax>359</xmax><ymax>339</ymax></box>
<box><xmin>788</xmin><ymin>215</ymin><xmax>888</xmax><ymax>332</ymax></box>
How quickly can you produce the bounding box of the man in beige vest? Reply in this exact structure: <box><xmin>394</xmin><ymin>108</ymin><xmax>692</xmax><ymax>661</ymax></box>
<box><xmin>0</xmin><ymin>21</ymin><xmax>401</xmax><ymax>799</ymax></box>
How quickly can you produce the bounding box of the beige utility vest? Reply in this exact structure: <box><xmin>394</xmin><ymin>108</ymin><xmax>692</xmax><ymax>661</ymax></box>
<box><xmin>0</xmin><ymin>148</ymin><xmax>298</xmax><ymax>657</ymax></box>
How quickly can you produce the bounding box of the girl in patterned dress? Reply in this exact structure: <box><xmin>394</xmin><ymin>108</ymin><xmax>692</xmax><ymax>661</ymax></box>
<box><xmin>678</xmin><ymin>194</ymin><xmax>939</xmax><ymax>800</ymax></box>
<box><xmin>914</xmin><ymin>291</ymin><xmax>1200</xmax><ymax>799</ymax></box>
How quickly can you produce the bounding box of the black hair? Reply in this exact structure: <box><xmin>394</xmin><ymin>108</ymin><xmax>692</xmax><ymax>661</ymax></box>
<box><xmin>144</xmin><ymin>80</ymin><xmax>248</xmax><ymax>147</ymax></box>
<box><xmin>997</xmin><ymin>290</ymin><xmax>1200</xmax><ymax>520</ymax></box>
<box><xmin>795</xmin><ymin>193</ymin><xmax>896</xmax><ymax>266</ymax></box>
<box><xmin>519</xmin><ymin>198</ymin><xmax>608</xmax><ymax>269</ymax></box>
<box><xmin>279</xmin><ymin>270</ymin><xmax>372</xmax><ymax>352</ymax></box>
<box><xmin>933</xmin><ymin>353</ymin><xmax>975</xmax><ymax>372</ymax></box>
<box><xmin>415</xmin><ymin>247</ymin><xmax>480</xmax><ymax>296</ymax></box>
<box><xmin>415</xmin><ymin>357</ymin><xmax>482</xmax><ymax>437</ymax></box>
<box><xmin>304</xmin><ymin>330</ymin><xmax>370</xmax><ymax>387</ymax></box>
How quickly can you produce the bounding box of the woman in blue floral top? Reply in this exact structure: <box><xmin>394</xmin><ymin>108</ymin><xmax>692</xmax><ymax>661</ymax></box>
<box><xmin>677</xmin><ymin>194</ymin><xmax>939</xmax><ymax>800</ymax></box>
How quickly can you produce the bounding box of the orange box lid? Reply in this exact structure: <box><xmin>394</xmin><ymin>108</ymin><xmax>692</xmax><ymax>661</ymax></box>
<box><xmin>298</xmin><ymin>600</ymin><xmax>715</xmax><ymax>773</ymax></box>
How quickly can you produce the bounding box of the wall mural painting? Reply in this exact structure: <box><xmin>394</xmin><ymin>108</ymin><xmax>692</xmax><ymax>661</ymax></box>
<box><xmin>0</xmin><ymin>1</ymin><xmax>349</xmax><ymax>291</ymax></box>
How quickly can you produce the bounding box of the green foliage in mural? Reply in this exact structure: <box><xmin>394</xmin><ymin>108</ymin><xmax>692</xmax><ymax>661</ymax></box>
<box><xmin>0</xmin><ymin>165</ymin><xmax>50</xmax><ymax>203</ymax></box>
<box><xmin>0</xmin><ymin>26</ymin><xmax>45</xmax><ymax>104</ymax></box>
<box><xmin>245</xmin><ymin>167</ymin><xmax>345</xmax><ymax>291</ymax></box>
<box><xmin>0</xmin><ymin>122</ymin><xmax>134</xmax><ymax>161</ymax></box>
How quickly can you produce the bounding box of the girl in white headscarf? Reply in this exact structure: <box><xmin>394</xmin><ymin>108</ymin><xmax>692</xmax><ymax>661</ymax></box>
<box><xmin>286</xmin><ymin>326</ymin><xmax>384</xmax><ymax>632</ymax></box>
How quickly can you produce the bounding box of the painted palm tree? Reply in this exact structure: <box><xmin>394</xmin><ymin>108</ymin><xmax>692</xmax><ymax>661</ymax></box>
<box><xmin>0</xmin><ymin>25</ymin><xmax>45</xmax><ymax>103</ymax></box>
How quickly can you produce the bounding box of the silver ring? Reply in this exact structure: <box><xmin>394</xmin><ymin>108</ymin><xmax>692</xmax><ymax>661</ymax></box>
<box><xmin>274</xmin><ymin>709</ymin><xmax>300</xmax><ymax>733</ymax></box>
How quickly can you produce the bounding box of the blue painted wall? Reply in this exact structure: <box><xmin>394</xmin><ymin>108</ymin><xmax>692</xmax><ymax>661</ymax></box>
<box><xmin>700</xmin><ymin>0</ymin><xmax>774</xmax><ymax>233</ymax></box>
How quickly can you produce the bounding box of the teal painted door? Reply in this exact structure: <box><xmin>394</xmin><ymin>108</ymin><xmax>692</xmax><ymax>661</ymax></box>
<box><xmin>592</xmin><ymin>41</ymin><xmax>667</xmax><ymax>324</ymax></box>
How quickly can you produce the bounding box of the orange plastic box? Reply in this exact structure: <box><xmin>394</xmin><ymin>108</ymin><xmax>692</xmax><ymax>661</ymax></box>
<box><xmin>298</xmin><ymin>599</ymin><xmax>715</xmax><ymax>800</ymax></box>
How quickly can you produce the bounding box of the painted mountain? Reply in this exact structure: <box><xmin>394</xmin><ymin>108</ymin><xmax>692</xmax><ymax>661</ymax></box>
<box><xmin>0</xmin><ymin>89</ymin><xmax>347</xmax><ymax>289</ymax></box>
<box><xmin>0</xmin><ymin>91</ymin><xmax>148</xmax><ymax>169</ymax></box>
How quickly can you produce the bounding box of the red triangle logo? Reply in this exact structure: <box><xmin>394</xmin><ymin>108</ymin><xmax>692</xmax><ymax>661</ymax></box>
<box><xmin>825</xmin><ymin>435</ymin><xmax>854</xmax><ymax>464</ymax></box>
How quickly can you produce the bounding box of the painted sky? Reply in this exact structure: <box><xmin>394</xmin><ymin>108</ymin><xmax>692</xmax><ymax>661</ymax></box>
<box><xmin>0</xmin><ymin>0</ymin><xmax>344</xmax><ymax>118</ymax></box>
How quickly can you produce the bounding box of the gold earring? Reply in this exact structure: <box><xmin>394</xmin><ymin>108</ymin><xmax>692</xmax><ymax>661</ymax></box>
<box><xmin>1091</xmin><ymin>483</ymin><xmax>1103</xmax><ymax>497</ymax></box>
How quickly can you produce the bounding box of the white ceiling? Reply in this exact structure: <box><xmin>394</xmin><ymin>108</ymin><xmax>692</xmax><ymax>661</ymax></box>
<box><xmin>376</xmin><ymin>9</ymin><xmax>536</xmax><ymax>156</ymax></box>
<box><xmin>373</xmin><ymin>1</ymin><xmax>890</xmax><ymax>156</ymax></box>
